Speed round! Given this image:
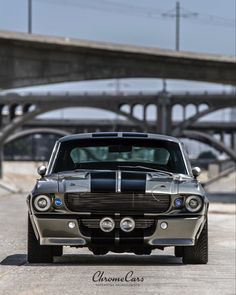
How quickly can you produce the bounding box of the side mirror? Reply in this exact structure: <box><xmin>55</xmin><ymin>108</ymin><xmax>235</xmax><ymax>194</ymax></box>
<box><xmin>37</xmin><ymin>165</ymin><xmax>47</xmax><ymax>177</ymax></box>
<box><xmin>192</xmin><ymin>167</ymin><xmax>201</xmax><ymax>178</ymax></box>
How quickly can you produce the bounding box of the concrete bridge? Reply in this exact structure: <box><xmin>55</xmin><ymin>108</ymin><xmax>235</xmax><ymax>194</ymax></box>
<box><xmin>0</xmin><ymin>91</ymin><xmax>235</xmax><ymax>136</ymax></box>
<box><xmin>0</xmin><ymin>91</ymin><xmax>235</xmax><ymax>176</ymax></box>
<box><xmin>0</xmin><ymin>30</ymin><xmax>236</xmax><ymax>89</ymax></box>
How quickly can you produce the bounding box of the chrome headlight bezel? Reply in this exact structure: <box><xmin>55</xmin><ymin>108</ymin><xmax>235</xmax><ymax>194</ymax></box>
<box><xmin>185</xmin><ymin>195</ymin><xmax>203</xmax><ymax>212</ymax></box>
<box><xmin>33</xmin><ymin>195</ymin><xmax>52</xmax><ymax>212</ymax></box>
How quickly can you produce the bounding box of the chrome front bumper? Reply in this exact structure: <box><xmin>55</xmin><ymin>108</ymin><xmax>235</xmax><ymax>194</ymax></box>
<box><xmin>31</xmin><ymin>214</ymin><xmax>205</xmax><ymax>247</ymax></box>
<box><xmin>145</xmin><ymin>216</ymin><xmax>205</xmax><ymax>246</ymax></box>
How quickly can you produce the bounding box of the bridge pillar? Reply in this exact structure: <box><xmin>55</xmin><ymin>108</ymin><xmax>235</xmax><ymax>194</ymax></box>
<box><xmin>156</xmin><ymin>93</ymin><xmax>172</xmax><ymax>135</ymax></box>
<box><xmin>231</xmin><ymin>132</ymin><xmax>236</xmax><ymax>152</ymax></box>
<box><xmin>143</xmin><ymin>105</ymin><xmax>147</xmax><ymax>122</ymax></box>
<box><xmin>220</xmin><ymin>132</ymin><xmax>224</xmax><ymax>143</ymax></box>
<box><xmin>9</xmin><ymin>104</ymin><xmax>18</xmax><ymax>121</ymax></box>
<box><xmin>0</xmin><ymin>105</ymin><xmax>3</xmax><ymax>128</ymax></box>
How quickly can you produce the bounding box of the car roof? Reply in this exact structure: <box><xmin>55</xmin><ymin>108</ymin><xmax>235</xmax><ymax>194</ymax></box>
<box><xmin>58</xmin><ymin>132</ymin><xmax>181</xmax><ymax>144</ymax></box>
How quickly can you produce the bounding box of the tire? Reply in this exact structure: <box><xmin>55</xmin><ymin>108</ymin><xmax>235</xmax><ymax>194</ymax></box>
<box><xmin>182</xmin><ymin>219</ymin><xmax>208</xmax><ymax>264</ymax></box>
<box><xmin>53</xmin><ymin>246</ymin><xmax>63</xmax><ymax>257</ymax></box>
<box><xmin>174</xmin><ymin>246</ymin><xmax>184</xmax><ymax>257</ymax></box>
<box><xmin>27</xmin><ymin>213</ymin><xmax>54</xmax><ymax>263</ymax></box>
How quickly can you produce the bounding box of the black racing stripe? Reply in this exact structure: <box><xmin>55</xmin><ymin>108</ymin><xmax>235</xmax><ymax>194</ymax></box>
<box><xmin>121</xmin><ymin>172</ymin><xmax>146</xmax><ymax>193</ymax></box>
<box><xmin>90</xmin><ymin>172</ymin><xmax>116</xmax><ymax>193</ymax></box>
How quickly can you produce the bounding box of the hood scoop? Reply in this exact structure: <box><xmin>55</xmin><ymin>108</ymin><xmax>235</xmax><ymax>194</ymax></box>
<box><xmin>59</xmin><ymin>172</ymin><xmax>91</xmax><ymax>193</ymax></box>
<box><xmin>145</xmin><ymin>173</ymin><xmax>177</xmax><ymax>194</ymax></box>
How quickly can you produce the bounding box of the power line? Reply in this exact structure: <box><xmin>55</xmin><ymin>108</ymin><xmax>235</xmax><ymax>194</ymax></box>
<box><xmin>34</xmin><ymin>0</ymin><xmax>235</xmax><ymax>29</ymax></box>
<box><xmin>181</xmin><ymin>7</ymin><xmax>235</xmax><ymax>28</ymax></box>
<box><xmin>35</xmin><ymin>0</ymin><xmax>164</xmax><ymax>19</ymax></box>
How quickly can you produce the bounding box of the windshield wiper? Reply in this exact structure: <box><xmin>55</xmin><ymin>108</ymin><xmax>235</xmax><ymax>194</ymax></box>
<box><xmin>117</xmin><ymin>165</ymin><xmax>173</xmax><ymax>176</ymax></box>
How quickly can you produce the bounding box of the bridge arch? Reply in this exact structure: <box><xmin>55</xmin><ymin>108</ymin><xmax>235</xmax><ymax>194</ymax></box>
<box><xmin>185</xmin><ymin>104</ymin><xmax>197</xmax><ymax>119</ymax></box>
<box><xmin>0</xmin><ymin>104</ymin><xmax>147</xmax><ymax>145</ymax></box>
<box><xmin>5</xmin><ymin>128</ymin><xmax>70</xmax><ymax>144</ymax></box>
<box><xmin>181</xmin><ymin>130</ymin><xmax>236</xmax><ymax>162</ymax></box>
<box><xmin>172</xmin><ymin>106</ymin><xmax>222</xmax><ymax>136</ymax></box>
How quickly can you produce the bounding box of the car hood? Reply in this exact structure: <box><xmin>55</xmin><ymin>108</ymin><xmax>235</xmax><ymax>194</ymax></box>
<box><xmin>34</xmin><ymin>170</ymin><xmax>203</xmax><ymax>196</ymax></box>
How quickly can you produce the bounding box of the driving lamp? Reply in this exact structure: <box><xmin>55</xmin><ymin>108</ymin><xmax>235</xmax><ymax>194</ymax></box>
<box><xmin>120</xmin><ymin>217</ymin><xmax>135</xmax><ymax>232</ymax></box>
<box><xmin>100</xmin><ymin>217</ymin><xmax>115</xmax><ymax>232</ymax></box>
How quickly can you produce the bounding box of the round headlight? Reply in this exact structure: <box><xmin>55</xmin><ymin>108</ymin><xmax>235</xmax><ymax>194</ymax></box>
<box><xmin>120</xmin><ymin>217</ymin><xmax>135</xmax><ymax>232</ymax></box>
<box><xmin>33</xmin><ymin>195</ymin><xmax>52</xmax><ymax>212</ymax></box>
<box><xmin>185</xmin><ymin>195</ymin><xmax>203</xmax><ymax>212</ymax></box>
<box><xmin>99</xmin><ymin>217</ymin><xmax>115</xmax><ymax>232</ymax></box>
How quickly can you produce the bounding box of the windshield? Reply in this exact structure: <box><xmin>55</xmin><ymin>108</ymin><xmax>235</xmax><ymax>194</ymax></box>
<box><xmin>52</xmin><ymin>138</ymin><xmax>188</xmax><ymax>174</ymax></box>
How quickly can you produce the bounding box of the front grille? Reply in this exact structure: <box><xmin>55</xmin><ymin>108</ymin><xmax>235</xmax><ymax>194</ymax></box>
<box><xmin>64</xmin><ymin>193</ymin><xmax>170</xmax><ymax>213</ymax></box>
<box><xmin>81</xmin><ymin>218</ymin><xmax>155</xmax><ymax>229</ymax></box>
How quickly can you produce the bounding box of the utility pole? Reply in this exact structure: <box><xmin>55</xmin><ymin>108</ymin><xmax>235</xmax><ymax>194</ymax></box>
<box><xmin>162</xmin><ymin>2</ymin><xmax>198</xmax><ymax>51</ymax></box>
<box><xmin>175</xmin><ymin>2</ymin><xmax>180</xmax><ymax>51</ymax></box>
<box><xmin>28</xmin><ymin>0</ymin><xmax>32</xmax><ymax>34</ymax></box>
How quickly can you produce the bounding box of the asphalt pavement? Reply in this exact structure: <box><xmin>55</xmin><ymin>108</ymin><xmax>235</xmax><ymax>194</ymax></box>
<box><xmin>0</xmin><ymin>192</ymin><xmax>235</xmax><ymax>295</ymax></box>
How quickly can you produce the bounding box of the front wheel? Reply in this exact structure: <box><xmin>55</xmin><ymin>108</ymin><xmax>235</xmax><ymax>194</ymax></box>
<box><xmin>182</xmin><ymin>219</ymin><xmax>208</xmax><ymax>264</ymax></box>
<box><xmin>27</xmin><ymin>213</ymin><xmax>54</xmax><ymax>263</ymax></box>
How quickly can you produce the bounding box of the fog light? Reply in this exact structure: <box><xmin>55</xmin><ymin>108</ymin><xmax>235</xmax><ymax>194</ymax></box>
<box><xmin>185</xmin><ymin>196</ymin><xmax>202</xmax><ymax>212</ymax></box>
<box><xmin>120</xmin><ymin>217</ymin><xmax>135</xmax><ymax>232</ymax></box>
<box><xmin>54</xmin><ymin>198</ymin><xmax>62</xmax><ymax>207</ymax></box>
<box><xmin>34</xmin><ymin>195</ymin><xmax>51</xmax><ymax>212</ymax></box>
<box><xmin>174</xmin><ymin>198</ymin><xmax>183</xmax><ymax>208</ymax></box>
<box><xmin>100</xmin><ymin>217</ymin><xmax>115</xmax><ymax>232</ymax></box>
<box><xmin>160</xmin><ymin>222</ymin><xmax>168</xmax><ymax>230</ymax></box>
<box><xmin>68</xmin><ymin>221</ymin><xmax>76</xmax><ymax>229</ymax></box>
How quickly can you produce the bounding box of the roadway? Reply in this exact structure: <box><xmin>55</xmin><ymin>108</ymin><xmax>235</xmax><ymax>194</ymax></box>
<box><xmin>0</xmin><ymin>192</ymin><xmax>235</xmax><ymax>295</ymax></box>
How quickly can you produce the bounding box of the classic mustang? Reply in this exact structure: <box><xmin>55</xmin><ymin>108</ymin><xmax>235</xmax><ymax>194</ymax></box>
<box><xmin>27</xmin><ymin>132</ymin><xmax>208</xmax><ymax>264</ymax></box>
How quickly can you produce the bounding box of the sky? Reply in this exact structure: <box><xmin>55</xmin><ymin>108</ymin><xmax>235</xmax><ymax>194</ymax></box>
<box><xmin>0</xmin><ymin>0</ymin><xmax>235</xmax><ymax>54</ymax></box>
<box><xmin>0</xmin><ymin>0</ymin><xmax>235</xmax><ymax>129</ymax></box>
